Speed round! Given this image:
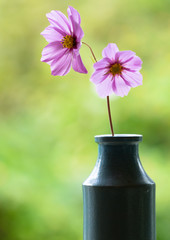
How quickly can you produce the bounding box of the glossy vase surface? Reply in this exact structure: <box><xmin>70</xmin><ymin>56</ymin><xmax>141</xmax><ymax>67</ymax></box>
<box><xmin>83</xmin><ymin>134</ymin><xmax>156</xmax><ymax>240</ymax></box>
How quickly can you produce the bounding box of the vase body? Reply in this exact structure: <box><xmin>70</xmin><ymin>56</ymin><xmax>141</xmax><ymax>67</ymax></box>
<box><xmin>83</xmin><ymin>134</ymin><xmax>156</xmax><ymax>240</ymax></box>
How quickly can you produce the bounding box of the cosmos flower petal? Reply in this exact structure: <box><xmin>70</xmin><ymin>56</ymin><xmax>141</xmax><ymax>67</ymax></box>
<box><xmin>96</xmin><ymin>75</ymin><xmax>113</xmax><ymax>98</ymax></box>
<box><xmin>41</xmin><ymin>42</ymin><xmax>62</xmax><ymax>55</ymax></box>
<box><xmin>41</xmin><ymin>26</ymin><xmax>64</xmax><ymax>43</ymax></box>
<box><xmin>59</xmin><ymin>56</ymin><xmax>72</xmax><ymax>76</ymax></box>
<box><xmin>56</xmin><ymin>11</ymin><xmax>72</xmax><ymax>32</ymax></box>
<box><xmin>102</xmin><ymin>43</ymin><xmax>119</xmax><ymax>60</ymax></box>
<box><xmin>112</xmin><ymin>75</ymin><xmax>131</xmax><ymax>97</ymax></box>
<box><xmin>122</xmin><ymin>56</ymin><xmax>142</xmax><ymax>71</ymax></box>
<box><xmin>72</xmin><ymin>52</ymin><xmax>88</xmax><ymax>74</ymax></box>
<box><xmin>52</xmin><ymin>57</ymin><xmax>72</xmax><ymax>76</ymax></box>
<box><xmin>50</xmin><ymin>52</ymin><xmax>72</xmax><ymax>76</ymax></box>
<box><xmin>69</xmin><ymin>15</ymin><xmax>84</xmax><ymax>41</ymax></box>
<box><xmin>93</xmin><ymin>58</ymin><xmax>110</xmax><ymax>70</ymax></box>
<box><xmin>115</xmin><ymin>50</ymin><xmax>136</xmax><ymax>64</ymax></box>
<box><xmin>46</xmin><ymin>10</ymin><xmax>71</xmax><ymax>34</ymax></box>
<box><xmin>121</xmin><ymin>70</ymin><xmax>143</xmax><ymax>87</ymax></box>
<box><xmin>67</xmin><ymin>6</ymin><xmax>81</xmax><ymax>24</ymax></box>
<box><xmin>90</xmin><ymin>69</ymin><xmax>108</xmax><ymax>84</ymax></box>
<box><xmin>41</xmin><ymin>42</ymin><xmax>66</xmax><ymax>62</ymax></box>
<box><xmin>41</xmin><ymin>48</ymin><xmax>68</xmax><ymax>62</ymax></box>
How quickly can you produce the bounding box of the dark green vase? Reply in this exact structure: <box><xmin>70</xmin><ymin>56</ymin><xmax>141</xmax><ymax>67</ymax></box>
<box><xmin>83</xmin><ymin>134</ymin><xmax>156</xmax><ymax>240</ymax></box>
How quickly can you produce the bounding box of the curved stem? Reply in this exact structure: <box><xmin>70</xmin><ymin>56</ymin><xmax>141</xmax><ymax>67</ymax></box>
<box><xmin>82</xmin><ymin>42</ymin><xmax>97</xmax><ymax>63</ymax></box>
<box><xmin>107</xmin><ymin>96</ymin><xmax>114</xmax><ymax>136</ymax></box>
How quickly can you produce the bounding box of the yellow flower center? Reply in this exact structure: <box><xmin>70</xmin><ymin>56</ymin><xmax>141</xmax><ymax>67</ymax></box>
<box><xmin>61</xmin><ymin>35</ymin><xmax>76</xmax><ymax>49</ymax></box>
<box><xmin>109</xmin><ymin>63</ymin><xmax>123</xmax><ymax>76</ymax></box>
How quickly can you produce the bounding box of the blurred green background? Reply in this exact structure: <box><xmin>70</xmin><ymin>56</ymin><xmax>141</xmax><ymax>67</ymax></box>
<box><xmin>0</xmin><ymin>0</ymin><xmax>170</xmax><ymax>239</ymax></box>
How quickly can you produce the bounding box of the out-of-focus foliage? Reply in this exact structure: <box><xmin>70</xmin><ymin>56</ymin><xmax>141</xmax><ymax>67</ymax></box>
<box><xmin>0</xmin><ymin>0</ymin><xmax>170</xmax><ymax>239</ymax></box>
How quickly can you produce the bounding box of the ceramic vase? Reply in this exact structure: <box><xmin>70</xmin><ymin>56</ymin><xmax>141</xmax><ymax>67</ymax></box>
<box><xmin>83</xmin><ymin>134</ymin><xmax>156</xmax><ymax>240</ymax></box>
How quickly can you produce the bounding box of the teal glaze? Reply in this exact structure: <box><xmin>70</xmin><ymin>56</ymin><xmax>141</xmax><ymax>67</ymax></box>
<box><xmin>83</xmin><ymin>134</ymin><xmax>156</xmax><ymax>240</ymax></box>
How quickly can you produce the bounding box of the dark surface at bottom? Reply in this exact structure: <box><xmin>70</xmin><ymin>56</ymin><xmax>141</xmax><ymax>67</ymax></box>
<box><xmin>83</xmin><ymin>185</ymin><xmax>155</xmax><ymax>240</ymax></box>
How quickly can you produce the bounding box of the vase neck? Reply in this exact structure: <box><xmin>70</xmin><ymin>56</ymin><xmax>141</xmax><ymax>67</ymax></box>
<box><xmin>98</xmin><ymin>142</ymin><xmax>139</xmax><ymax>167</ymax></box>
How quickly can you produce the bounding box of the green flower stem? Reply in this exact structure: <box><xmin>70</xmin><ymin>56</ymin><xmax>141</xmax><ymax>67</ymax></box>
<box><xmin>83</xmin><ymin>42</ymin><xmax>114</xmax><ymax>136</ymax></box>
<box><xmin>107</xmin><ymin>96</ymin><xmax>114</xmax><ymax>136</ymax></box>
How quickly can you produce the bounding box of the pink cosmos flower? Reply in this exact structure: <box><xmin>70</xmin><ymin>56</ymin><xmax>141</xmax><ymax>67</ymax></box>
<box><xmin>90</xmin><ymin>43</ymin><xmax>143</xmax><ymax>97</ymax></box>
<box><xmin>41</xmin><ymin>6</ymin><xmax>87</xmax><ymax>76</ymax></box>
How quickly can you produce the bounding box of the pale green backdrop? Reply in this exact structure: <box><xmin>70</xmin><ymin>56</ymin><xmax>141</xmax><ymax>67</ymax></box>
<box><xmin>0</xmin><ymin>0</ymin><xmax>170</xmax><ymax>239</ymax></box>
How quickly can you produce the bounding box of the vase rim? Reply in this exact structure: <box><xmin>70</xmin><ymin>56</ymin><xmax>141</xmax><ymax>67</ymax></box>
<box><xmin>95</xmin><ymin>134</ymin><xmax>143</xmax><ymax>143</ymax></box>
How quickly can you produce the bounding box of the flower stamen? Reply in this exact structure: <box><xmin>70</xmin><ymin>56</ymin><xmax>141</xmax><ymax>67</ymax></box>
<box><xmin>109</xmin><ymin>63</ymin><xmax>123</xmax><ymax>76</ymax></box>
<box><xmin>61</xmin><ymin>35</ymin><xmax>76</xmax><ymax>49</ymax></box>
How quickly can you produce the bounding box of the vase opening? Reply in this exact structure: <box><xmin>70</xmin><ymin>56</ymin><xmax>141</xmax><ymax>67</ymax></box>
<box><xmin>95</xmin><ymin>134</ymin><xmax>143</xmax><ymax>144</ymax></box>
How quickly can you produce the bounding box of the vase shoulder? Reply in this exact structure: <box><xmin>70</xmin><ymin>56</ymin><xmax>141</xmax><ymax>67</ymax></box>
<box><xmin>83</xmin><ymin>134</ymin><xmax>155</xmax><ymax>187</ymax></box>
<box><xmin>83</xmin><ymin>167</ymin><xmax>155</xmax><ymax>187</ymax></box>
